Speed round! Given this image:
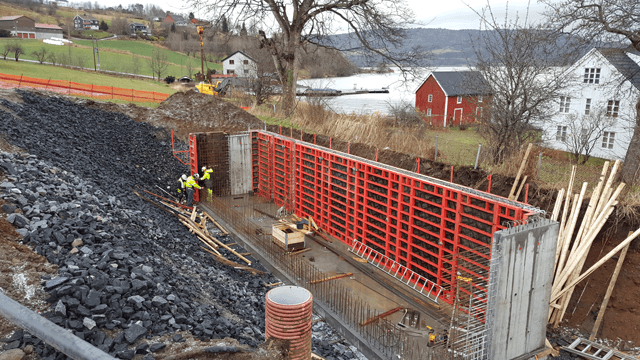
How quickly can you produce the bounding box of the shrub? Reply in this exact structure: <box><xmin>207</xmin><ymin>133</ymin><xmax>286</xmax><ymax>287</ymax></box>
<box><xmin>164</xmin><ymin>75</ymin><xmax>176</xmax><ymax>84</ymax></box>
<box><xmin>0</xmin><ymin>29</ymin><xmax>11</xmax><ymax>38</ymax></box>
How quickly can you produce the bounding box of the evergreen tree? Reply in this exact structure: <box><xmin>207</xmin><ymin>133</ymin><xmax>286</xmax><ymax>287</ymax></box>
<box><xmin>99</xmin><ymin>20</ymin><xmax>109</xmax><ymax>31</ymax></box>
<box><xmin>170</xmin><ymin>23</ymin><xmax>176</xmax><ymax>32</ymax></box>
<box><xmin>240</xmin><ymin>22</ymin><xmax>247</xmax><ymax>36</ymax></box>
<box><xmin>221</xmin><ymin>16</ymin><xmax>228</xmax><ymax>33</ymax></box>
<box><xmin>188</xmin><ymin>12</ymin><xmax>194</xmax><ymax>20</ymax></box>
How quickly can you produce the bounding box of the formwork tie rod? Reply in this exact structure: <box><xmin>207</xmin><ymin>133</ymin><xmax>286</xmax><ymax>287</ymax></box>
<box><xmin>310</xmin><ymin>272</ymin><xmax>353</xmax><ymax>285</ymax></box>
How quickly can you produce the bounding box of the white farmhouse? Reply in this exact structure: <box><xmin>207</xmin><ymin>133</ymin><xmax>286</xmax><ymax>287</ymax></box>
<box><xmin>544</xmin><ymin>48</ymin><xmax>640</xmax><ymax>160</ymax></box>
<box><xmin>221</xmin><ymin>51</ymin><xmax>257</xmax><ymax>78</ymax></box>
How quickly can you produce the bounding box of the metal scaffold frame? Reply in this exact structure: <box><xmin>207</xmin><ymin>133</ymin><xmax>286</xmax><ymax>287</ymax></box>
<box><xmin>250</xmin><ymin>130</ymin><xmax>540</xmax><ymax>304</ymax></box>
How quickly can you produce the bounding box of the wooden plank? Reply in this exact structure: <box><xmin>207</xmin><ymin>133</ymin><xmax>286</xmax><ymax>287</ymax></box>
<box><xmin>288</xmin><ymin>248</ymin><xmax>312</xmax><ymax>256</ymax></box>
<box><xmin>508</xmin><ymin>143</ymin><xmax>533</xmax><ymax>200</ymax></box>
<box><xmin>589</xmin><ymin>231</ymin><xmax>631</xmax><ymax>341</ymax></box>
<box><xmin>310</xmin><ymin>272</ymin><xmax>353</xmax><ymax>284</ymax></box>
<box><xmin>359</xmin><ymin>306</ymin><xmax>404</xmax><ymax>326</ymax></box>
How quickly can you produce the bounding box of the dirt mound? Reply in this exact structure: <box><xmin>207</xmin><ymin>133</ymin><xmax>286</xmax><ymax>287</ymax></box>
<box><xmin>81</xmin><ymin>90</ymin><xmax>265</xmax><ymax>140</ymax></box>
<box><xmin>0</xmin><ymin>201</ymin><xmax>57</xmax><ymax>338</ymax></box>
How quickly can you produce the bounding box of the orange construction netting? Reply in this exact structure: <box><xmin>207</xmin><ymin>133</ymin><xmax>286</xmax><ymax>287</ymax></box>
<box><xmin>0</xmin><ymin>73</ymin><xmax>170</xmax><ymax>103</ymax></box>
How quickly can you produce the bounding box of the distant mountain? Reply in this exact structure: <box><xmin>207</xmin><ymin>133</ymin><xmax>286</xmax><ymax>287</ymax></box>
<box><xmin>327</xmin><ymin>28</ymin><xmax>584</xmax><ymax>68</ymax></box>
<box><xmin>326</xmin><ymin>28</ymin><xmax>485</xmax><ymax>67</ymax></box>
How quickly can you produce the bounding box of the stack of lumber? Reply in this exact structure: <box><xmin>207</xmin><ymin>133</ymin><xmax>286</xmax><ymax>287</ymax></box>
<box><xmin>547</xmin><ymin>160</ymin><xmax>640</xmax><ymax>326</ymax></box>
<box><xmin>133</xmin><ymin>190</ymin><xmax>263</xmax><ymax>275</ymax></box>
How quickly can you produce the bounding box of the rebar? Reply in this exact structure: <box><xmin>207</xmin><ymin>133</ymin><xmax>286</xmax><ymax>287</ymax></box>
<box><xmin>200</xmin><ymin>195</ymin><xmax>460</xmax><ymax>360</ymax></box>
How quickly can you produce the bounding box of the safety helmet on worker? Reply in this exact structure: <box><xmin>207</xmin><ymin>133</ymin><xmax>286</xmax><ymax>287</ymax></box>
<box><xmin>193</xmin><ymin>173</ymin><xmax>199</xmax><ymax>179</ymax></box>
<box><xmin>181</xmin><ymin>174</ymin><xmax>187</xmax><ymax>181</ymax></box>
<box><xmin>201</xmin><ymin>166</ymin><xmax>207</xmax><ymax>172</ymax></box>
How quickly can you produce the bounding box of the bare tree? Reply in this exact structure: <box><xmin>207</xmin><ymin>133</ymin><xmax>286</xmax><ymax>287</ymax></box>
<box><xmin>187</xmin><ymin>0</ymin><xmax>426</xmax><ymax>114</ymax></box>
<box><xmin>185</xmin><ymin>57</ymin><xmax>194</xmax><ymax>78</ymax></box>
<box><xmin>129</xmin><ymin>54</ymin><xmax>141</xmax><ymax>74</ymax></box>
<box><xmin>387</xmin><ymin>100</ymin><xmax>422</xmax><ymax>126</ymax></box>
<box><xmin>48</xmin><ymin>52</ymin><xmax>57</xmax><ymax>66</ymax></box>
<box><xmin>9</xmin><ymin>41</ymin><xmax>24</xmax><ymax>62</ymax></box>
<box><xmin>110</xmin><ymin>17</ymin><xmax>129</xmax><ymax>35</ymax></box>
<box><xmin>469</xmin><ymin>5</ymin><xmax>579</xmax><ymax>163</ymax></box>
<box><xmin>554</xmin><ymin>108</ymin><xmax>615</xmax><ymax>164</ymax></box>
<box><xmin>32</xmin><ymin>47</ymin><xmax>48</xmax><ymax>64</ymax></box>
<box><xmin>542</xmin><ymin>0</ymin><xmax>640</xmax><ymax>182</ymax></box>
<box><xmin>1</xmin><ymin>44</ymin><xmax>10</xmax><ymax>60</ymax></box>
<box><xmin>148</xmin><ymin>49</ymin><xmax>169</xmax><ymax>79</ymax></box>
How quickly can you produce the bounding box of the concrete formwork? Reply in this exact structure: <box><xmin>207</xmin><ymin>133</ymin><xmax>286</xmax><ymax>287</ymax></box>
<box><xmin>485</xmin><ymin>219</ymin><xmax>559</xmax><ymax>360</ymax></box>
<box><xmin>228</xmin><ymin>134</ymin><xmax>253</xmax><ymax>195</ymax></box>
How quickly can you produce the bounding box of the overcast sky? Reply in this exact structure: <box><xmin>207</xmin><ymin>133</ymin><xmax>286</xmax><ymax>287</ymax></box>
<box><xmin>90</xmin><ymin>0</ymin><xmax>548</xmax><ymax>30</ymax></box>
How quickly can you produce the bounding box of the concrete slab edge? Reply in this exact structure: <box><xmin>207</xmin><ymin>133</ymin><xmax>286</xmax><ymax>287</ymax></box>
<box><xmin>201</xmin><ymin>205</ymin><xmax>387</xmax><ymax>360</ymax></box>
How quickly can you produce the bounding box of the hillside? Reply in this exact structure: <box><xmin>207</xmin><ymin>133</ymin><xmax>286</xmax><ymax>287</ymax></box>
<box><xmin>0</xmin><ymin>38</ymin><xmax>220</xmax><ymax>78</ymax></box>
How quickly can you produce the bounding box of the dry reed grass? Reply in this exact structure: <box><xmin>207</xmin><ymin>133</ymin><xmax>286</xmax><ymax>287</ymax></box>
<box><xmin>290</xmin><ymin>101</ymin><xmax>438</xmax><ymax>160</ymax></box>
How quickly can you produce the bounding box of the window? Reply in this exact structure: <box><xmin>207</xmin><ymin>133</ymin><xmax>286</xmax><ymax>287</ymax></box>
<box><xmin>476</xmin><ymin>107</ymin><xmax>483</xmax><ymax>117</ymax></box>
<box><xmin>585</xmin><ymin>98</ymin><xmax>591</xmax><ymax>115</ymax></box>
<box><xmin>227</xmin><ymin>69</ymin><xmax>234</xmax><ymax>75</ymax></box>
<box><xmin>559</xmin><ymin>96</ymin><xmax>571</xmax><ymax>113</ymax></box>
<box><xmin>426</xmin><ymin>109</ymin><xmax>432</xmax><ymax>116</ymax></box>
<box><xmin>457</xmin><ymin>96</ymin><xmax>462</xmax><ymax>104</ymax></box>
<box><xmin>584</xmin><ymin>68</ymin><xmax>601</xmax><ymax>84</ymax></box>
<box><xmin>556</xmin><ymin>126</ymin><xmax>567</xmax><ymax>141</ymax></box>
<box><xmin>478</xmin><ymin>95</ymin><xmax>483</xmax><ymax>103</ymax></box>
<box><xmin>602</xmin><ymin>132</ymin><xmax>615</xmax><ymax>149</ymax></box>
<box><xmin>428</xmin><ymin>94</ymin><xmax>433</xmax><ymax>103</ymax></box>
<box><xmin>243</xmin><ymin>60</ymin><xmax>249</xmax><ymax>64</ymax></box>
<box><xmin>244</xmin><ymin>69</ymin><xmax>249</xmax><ymax>75</ymax></box>
<box><xmin>606</xmin><ymin>100</ymin><xmax>620</xmax><ymax>117</ymax></box>
<box><xmin>229</xmin><ymin>60</ymin><xmax>235</xmax><ymax>65</ymax></box>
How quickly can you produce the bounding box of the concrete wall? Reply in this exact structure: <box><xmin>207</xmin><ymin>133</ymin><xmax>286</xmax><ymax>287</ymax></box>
<box><xmin>485</xmin><ymin>219</ymin><xmax>559</xmax><ymax>360</ymax></box>
<box><xmin>228</xmin><ymin>134</ymin><xmax>252</xmax><ymax>195</ymax></box>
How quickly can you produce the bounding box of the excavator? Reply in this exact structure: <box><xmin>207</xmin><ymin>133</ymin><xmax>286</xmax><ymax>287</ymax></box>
<box><xmin>194</xmin><ymin>78</ymin><xmax>232</xmax><ymax>97</ymax></box>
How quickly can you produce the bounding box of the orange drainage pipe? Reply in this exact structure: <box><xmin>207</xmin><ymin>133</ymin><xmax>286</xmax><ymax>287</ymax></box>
<box><xmin>265</xmin><ymin>286</ymin><xmax>313</xmax><ymax>360</ymax></box>
<box><xmin>359</xmin><ymin>306</ymin><xmax>404</xmax><ymax>326</ymax></box>
<box><xmin>309</xmin><ymin>272</ymin><xmax>353</xmax><ymax>285</ymax></box>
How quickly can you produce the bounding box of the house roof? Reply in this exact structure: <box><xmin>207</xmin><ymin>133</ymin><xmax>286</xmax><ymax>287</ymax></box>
<box><xmin>167</xmin><ymin>14</ymin><xmax>185</xmax><ymax>22</ymax></box>
<box><xmin>597</xmin><ymin>47</ymin><xmax>640</xmax><ymax>91</ymax></box>
<box><xmin>75</xmin><ymin>14</ymin><xmax>98</xmax><ymax>21</ymax></box>
<box><xmin>0</xmin><ymin>15</ymin><xmax>34</xmax><ymax>21</ymax></box>
<box><xmin>221</xmin><ymin>51</ymin><xmax>255</xmax><ymax>63</ymax></box>
<box><xmin>422</xmin><ymin>71</ymin><xmax>491</xmax><ymax>97</ymax></box>
<box><xmin>190</xmin><ymin>18</ymin><xmax>199</xmax><ymax>23</ymax></box>
<box><xmin>35</xmin><ymin>23</ymin><xmax>62</xmax><ymax>30</ymax></box>
<box><xmin>129</xmin><ymin>22</ymin><xmax>146</xmax><ymax>27</ymax></box>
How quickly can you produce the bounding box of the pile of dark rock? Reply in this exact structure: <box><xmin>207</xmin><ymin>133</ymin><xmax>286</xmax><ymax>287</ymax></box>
<box><xmin>0</xmin><ymin>90</ymin><xmax>362</xmax><ymax>360</ymax></box>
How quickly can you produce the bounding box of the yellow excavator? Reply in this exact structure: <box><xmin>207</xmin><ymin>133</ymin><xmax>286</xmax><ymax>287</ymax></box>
<box><xmin>194</xmin><ymin>78</ymin><xmax>232</xmax><ymax>96</ymax></box>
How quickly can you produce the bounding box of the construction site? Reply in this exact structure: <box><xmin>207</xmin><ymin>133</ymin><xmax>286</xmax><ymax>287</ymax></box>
<box><xmin>1</xmin><ymin>88</ymin><xmax>640</xmax><ymax>360</ymax></box>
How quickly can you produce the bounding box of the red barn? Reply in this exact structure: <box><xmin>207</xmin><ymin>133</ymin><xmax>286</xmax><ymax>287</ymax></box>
<box><xmin>415</xmin><ymin>71</ymin><xmax>491</xmax><ymax>127</ymax></box>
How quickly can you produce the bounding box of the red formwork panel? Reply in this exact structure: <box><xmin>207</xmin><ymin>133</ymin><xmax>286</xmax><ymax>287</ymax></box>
<box><xmin>251</xmin><ymin>131</ymin><xmax>540</xmax><ymax>304</ymax></box>
<box><xmin>189</xmin><ymin>134</ymin><xmax>199</xmax><ymax>202</ymax></box>
<box><xmin>252</xmin><ymin>132</ymin><xmax>294</xmax><ymax>212</ymax></box>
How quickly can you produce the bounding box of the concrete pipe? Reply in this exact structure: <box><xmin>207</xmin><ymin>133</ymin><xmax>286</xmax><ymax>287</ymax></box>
<box><xmin>265</xmin><ymin>286</ymin><xmax>313</xmax><ymax>360</ymax></box>
<box><xmin>0</xmin><ymin>292</ymin><xmax>115</xmax><ymax>360</ymax></box>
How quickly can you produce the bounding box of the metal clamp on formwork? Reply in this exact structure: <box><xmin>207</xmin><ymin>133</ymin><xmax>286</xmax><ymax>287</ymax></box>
<box><xmin>0</xmin><ymin>293</ymin><xmax>115</xmax><ymax>360</ymax></box>
<box><xmin>349</xmin><ymin>241</ymin><xmax>443</xmax><ymax>304</ymax></box>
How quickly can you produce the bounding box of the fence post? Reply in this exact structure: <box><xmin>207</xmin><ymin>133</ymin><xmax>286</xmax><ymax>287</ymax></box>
<box><xmin>348</xmin><ymin>142</ymin><xmax>350</xmax><ymax>154</ymax></box>
<box><xmin>18</xmin><ymin>74</ymin><xmax>22</xmax><ymax>88</ymax></box>
<box><xmin>131</xmin><ymin>89</ymin><xmax>134</xmax><ymax>102</ymax></box>
<box><xmin>474</xmin><ymin>144</ymin><xmax>481</xmax><ymax>169</ymax></box>
<box><xmin>91</xmin><ymin>84</ymin><xmax>93</xmax><ymax>99</ymax></box>
<box><xmin>300</xmin><ymin>129</ymin><xmax>303</xmax><ymax>141</ymax></box>
<box><xmin>416</xmin><ymin>158</ymin><xmax>420</xmax><ymax>173</ymax></box>
<box><xmin>314</xmin><ymin>134</ymin><xmax>316</xmax><ymax>145</ymax></box>
<box><xmin>279</xmin><ymin>125</ymin><xmax>282</xmax><ymax>135</ymax></box>
<box><xmin>45</xmin><ymin>78</ymin><xmax>51</xmax><ymax>91</ymax></box>
<box><xmin>450</xmin><ymin>166</ymin><xmax>453</xmax><ymax>182</ymax></box>
<box><xmin>525</xmin><ymin>184</ymin><xmax>529</xmax><ymax>204</ymax></box>
<box><xmin>153</xmin><ymin>92</ymin><xmax>155</xmax><ymax>103</ymax></box>
<box><xmin>330</xmin><ymin>138</ymin><xmax>332</xmax><ymax>149</ymax></box>
<box><xmin>434</xmin><ymin>134</ymin><xmax>439</xmax><ymax>162</ymax></box>
<box><xmin>537</xmin><ymin>152</ymin><xmax>543</xmax><ymax>179</ymax></box>
<box><xmin>487</xmin><ymin>175</ymin><xmax>492</xmax><ymax>193</ymax></box>
<box><xmin>375</xmin><ymin>148</ymin><xmax>379</xmax><ymax>162</ymax></box>
<box><xmin>111</xmin><ymin>86</ymin><xmax>113</xmax><ymax>99</ymax></box>
<box><xmin>68</xmin><ymin>80</ymin><xmax>70</xmax><ymax>95</ymax></box>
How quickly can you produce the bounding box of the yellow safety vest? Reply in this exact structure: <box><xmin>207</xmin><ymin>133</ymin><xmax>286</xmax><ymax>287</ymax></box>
<box><xmin>185</xmin><ymin>176</ymin><xmax>201</xmax><ymax>189</ymax></box>
<box><xmin>202</xmin><ymin>168</ymin><xmax>213</xmax><ymax>181</ymax></box>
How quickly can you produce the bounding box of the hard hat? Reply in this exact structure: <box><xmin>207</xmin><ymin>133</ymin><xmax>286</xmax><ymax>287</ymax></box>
<box><xmin>201</xmin><ymin>166</ymin><xmax>206</xmax><ymax>172</ymax></box>
<box><xmin>193</xmin><ymin>173</ymin><xmax>199</xmax><ymax>179</ymax></box>
<box><xmin>181</xmin><ymin>174</ymin><xmax>187</xmax><ymax>181</ymax></box>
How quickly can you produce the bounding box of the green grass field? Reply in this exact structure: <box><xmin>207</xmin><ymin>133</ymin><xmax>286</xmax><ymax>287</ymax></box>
<box><xmin>0</xmin><ymin>60</ymin><xmax>178</xmax><ymax>94</ymax></box>
<box><xmin>71</xmin><ymin>30</ymin><xmax>112</xmax><ymax>39</ymax></box>
<box><xmin>0</xmin><ymin>38</ymin><xmax>221</xmax><ymax>78</ymax></box>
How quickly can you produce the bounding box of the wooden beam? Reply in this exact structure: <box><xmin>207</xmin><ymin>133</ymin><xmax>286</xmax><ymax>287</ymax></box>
<box><xmin>359</xmin><ymin>306</ymin><xmax>404</xmax><ymax>326</ymax></box>
<box><xmin>589</xmin><ymin>232</ymin><xmax>631</xmax><ymax>341</ymax></box>
<box><xmin>509</xmin><ymin>143</ymin><xmax>533</xmax><ymax>200</ymax></box>
<box><xmin>310</xmin><ymin>273</ymin><xmax>353</xmax><ymax>285</ymax></box>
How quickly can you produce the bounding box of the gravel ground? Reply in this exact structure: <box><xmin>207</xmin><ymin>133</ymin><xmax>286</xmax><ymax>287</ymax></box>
<box><xmin>0</xmin><ymin>90</ymin><xmax>361</xmax><ymax>360</ymax></box>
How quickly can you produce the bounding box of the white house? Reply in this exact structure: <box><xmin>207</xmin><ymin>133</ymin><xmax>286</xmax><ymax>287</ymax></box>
<box><xmin>544</xmin><ymin>47</ymin><xmax>640</xmax><ymax>160</ymax></box>
<box><xmin>221</xmin><ymin>51</ymin><xmax>257</xmax><ymax>78</ymax></box>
